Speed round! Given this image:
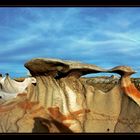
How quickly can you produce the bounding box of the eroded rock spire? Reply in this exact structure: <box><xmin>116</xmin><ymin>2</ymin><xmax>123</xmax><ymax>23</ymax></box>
<box><xmin>108</xmin><ymin>66</ymin><xmax>140</xmax><ymax>106</ymax></box>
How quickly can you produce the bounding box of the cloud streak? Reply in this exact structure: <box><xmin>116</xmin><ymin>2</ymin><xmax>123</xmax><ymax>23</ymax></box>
<box><xmin>0</xmin><ymin>7</ymin><xmax>140</xmax><ymax>77</ymax></box>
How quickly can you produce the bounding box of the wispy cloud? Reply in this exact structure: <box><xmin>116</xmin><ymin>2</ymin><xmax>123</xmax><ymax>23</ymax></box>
<box><xmin>0</xmin><ymin>7</ymin><xmax>140</xmax><ymax>77</ymax></box>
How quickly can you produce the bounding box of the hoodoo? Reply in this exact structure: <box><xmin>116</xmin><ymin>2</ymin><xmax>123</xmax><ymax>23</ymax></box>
<box><xmin>0</xmin><ymin>58</ymin><xmax>140</xmax><ymax>132</ymax></box>
<box><xmin>108</xmin><ymin>66</ymin><xmax>140</xmax><ymax>106</ymax></box>
<box><xmin>24</xmin><ymin>58</ymin><xmax>106</xmax><ymax>78</ymax></box>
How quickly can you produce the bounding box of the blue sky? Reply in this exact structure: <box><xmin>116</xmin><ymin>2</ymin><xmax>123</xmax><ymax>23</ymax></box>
<box><xmin>0</xmin><ymin>7</ymin><xmax>140</xmax><ymax>78</ymax></box>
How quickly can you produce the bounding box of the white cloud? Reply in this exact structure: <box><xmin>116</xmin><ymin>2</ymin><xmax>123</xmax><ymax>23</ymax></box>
<box><xmin>0</xmin><ymin>7</ymin><xmax>140</xmax><ymax>77</ymax></box>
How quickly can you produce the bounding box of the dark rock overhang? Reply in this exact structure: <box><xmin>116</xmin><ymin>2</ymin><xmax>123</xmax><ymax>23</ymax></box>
<box><xmin>24</xmin><ymin>58</ymin><xmax>107</xmax><ymax>78</ymax></box>
<box><xmin>107</xmin><ymin>66</ymin><xmax>136</xmax><ymax>76</ymax></box>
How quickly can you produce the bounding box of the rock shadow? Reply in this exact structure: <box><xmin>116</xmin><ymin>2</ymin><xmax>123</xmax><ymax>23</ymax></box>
<box><xmin>32</xmin><ymin>117</ymin><xmax>73</xmax><ymax>133</ymax></box>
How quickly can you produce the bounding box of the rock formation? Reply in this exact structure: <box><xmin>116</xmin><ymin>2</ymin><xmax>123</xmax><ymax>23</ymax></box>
<box><xmin>0</xmin><ymin>58</ymin><xmax>140</xmax><ymax>133</ymax></box>
<box><xmin>108</xmin><ymin>66</ymin><xmax>140</xmax><ymax>107</ymax></box>
<box><xmin>0</xmin><ymin>73</ymin><xmax>36</xmax><ymax>100</ymax></box>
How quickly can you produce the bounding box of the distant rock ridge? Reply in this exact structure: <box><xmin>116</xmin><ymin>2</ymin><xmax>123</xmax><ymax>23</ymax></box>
<box><xmin>0</xmin><ymin>58</ymin><xmax>140</xmax><ymax>133</ymax></box>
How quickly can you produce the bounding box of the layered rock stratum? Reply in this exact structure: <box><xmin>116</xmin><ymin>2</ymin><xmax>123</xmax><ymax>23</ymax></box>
<box><xmin>0</xmin><ymin>58</ymin><xmax>140</xmax><ymax>133</ymax></box>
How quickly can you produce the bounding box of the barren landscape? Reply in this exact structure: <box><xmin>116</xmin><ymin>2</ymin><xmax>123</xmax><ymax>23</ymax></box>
<box><xmin>0</xmin><ymin>58</ymin><xmax>140</xmax><ymax>133</ymax></box>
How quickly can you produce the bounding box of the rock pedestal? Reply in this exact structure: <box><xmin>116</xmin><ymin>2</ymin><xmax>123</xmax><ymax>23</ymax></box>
<box><xmin>0</xmin><ymin>58</ymin><xmax>140</xmax><ymax>133</ymax></box>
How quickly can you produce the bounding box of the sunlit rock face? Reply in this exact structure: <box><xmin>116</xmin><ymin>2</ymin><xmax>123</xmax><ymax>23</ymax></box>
<box><xmin>25</xmin><ymin>58</ymin><xmax>106</xmax><ymax>132</ymax></box>
<box><xmin>0</xmin><ymin>58</ymin><xmax>140</xmax><ymax>133</ymax></box>
<box><xmin>0</xmin><ymin>74</ymin><xmax>36</xmax><ymax>100</ymax></box>
<box><xmin>0</xmin><ymin>93</ymin><xmax>72</xmax><ymax>133</ymax></box>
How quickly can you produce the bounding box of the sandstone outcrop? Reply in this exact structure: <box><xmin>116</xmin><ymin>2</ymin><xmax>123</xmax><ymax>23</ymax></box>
<box><xmin>24</xmin><ymin>58</ymin><xmax>106</xmax><ymax>78</ymax></box>
<box><xmin>0</xmin><ymin>58</ymin><xmax>140</xmax><ymax>133</ymax></box>
<box><xmin>108</xmin><ymin>66</ymin><xmax>140</xmax><ymax>107</ymax></box>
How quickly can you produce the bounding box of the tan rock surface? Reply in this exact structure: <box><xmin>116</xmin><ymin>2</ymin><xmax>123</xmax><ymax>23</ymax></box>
<box><xmin>0</xmin><ymin>58</ymin><xmax>140</xmax><ymax>133</ymax></box>
<box><xmin>24</xmin><ymin>58</ymin><xmax>106</xmax><ymax>78</ymax></box>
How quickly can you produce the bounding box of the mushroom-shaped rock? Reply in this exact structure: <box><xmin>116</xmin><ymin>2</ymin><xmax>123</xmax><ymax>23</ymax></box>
<box><xmin>24</xmin><ymin>58</ymin><xmax>69</xmax><ymax>77</ymax></box>
<box><xmin>108</xmin><ymin>65</ymin><xmax>140</xmax><ymax>106</ymax></box>
<box><xmin>24</xmin><ymin>58</ymin><xmax>106</xmax><ymax>78</ymax></box>
<box><xmin>108</xmin><ymin>66</ymin><xmax>136</xmax><ymax>76</ymax></box>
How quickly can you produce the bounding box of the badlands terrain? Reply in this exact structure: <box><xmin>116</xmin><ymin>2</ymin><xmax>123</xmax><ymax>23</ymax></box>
<box><xmin>0</xmin><ymin>58</ymin><xmax>140</xmax><ymax>133</ymax></box>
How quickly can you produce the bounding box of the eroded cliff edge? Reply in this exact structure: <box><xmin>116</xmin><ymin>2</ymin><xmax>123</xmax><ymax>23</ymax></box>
<box><xmin>0</xmin><ymin>58</ymin><xmax>140</xmax><ymax>133</ymax></box>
